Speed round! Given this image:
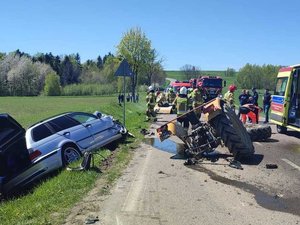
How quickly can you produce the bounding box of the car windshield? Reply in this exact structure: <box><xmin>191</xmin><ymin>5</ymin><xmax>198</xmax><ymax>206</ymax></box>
<box><xmin>68</xmin><ymin>112</ymin><xmax>98</xmax><ymax>123</ymax></box>
<box><xmin>202</xmin><ymin>79</ymin><xmax>222</xmax><ymax>88</ymax></box>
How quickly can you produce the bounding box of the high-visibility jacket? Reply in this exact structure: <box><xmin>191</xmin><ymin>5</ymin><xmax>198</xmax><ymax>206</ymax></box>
<box><xmin>156</xmin><ymin>93</ymin><xmax>166</xmax><ymax>103</ymax></box>
<box><xmin>174</xmin><ymin>96</ymin><xmax>189</xmax><ymax>116</ymax></box>
<box><xmin>191</xmin><ymin>90</ymin><xmax>203</xmax><ymax>107</ymax></box>
<box><xmin>167</xmin><ymin>92</ymin><xmax>176</xmax><ymax>103</ymax></box>
<box><xmin>146</xmin><ymin>92</ymin><xmax>156</xmax><ymax>109</ymax></box>
<box><xmin>224</xmin><ymin>91</ymin><xmax>234</xmax><ymax>105</ymax></box>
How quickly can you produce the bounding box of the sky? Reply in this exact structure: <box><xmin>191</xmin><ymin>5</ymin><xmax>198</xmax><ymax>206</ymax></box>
<box><xmin>1</xmin><ymin>0</ymin><xmax>300</xmax><ymax>70</ymax></box>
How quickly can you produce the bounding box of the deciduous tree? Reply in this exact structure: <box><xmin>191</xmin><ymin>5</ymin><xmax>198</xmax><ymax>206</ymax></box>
<box><xmin>237</xmin><ymin>63</ymin><xmax>280</xmax><ymax>89</ymax></box>
<box><xmin>117</xmin><ymin>27</ymin><xmax>157</xmax><ymax>97</ymax></box>
<box><xmin>180</xmin><ymin>64</ymin><xmax>201</xmax><ymax>80</ymax></box>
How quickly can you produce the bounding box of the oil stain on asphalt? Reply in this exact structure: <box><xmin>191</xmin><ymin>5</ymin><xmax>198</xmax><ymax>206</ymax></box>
<box><xmin>189</xmin><ymin>165</ymin><xmax>300</xmax><ymax>217</ymax></box>
<box><xmin>144</xmin><ymin>138</ymin><xmax>299</xmax><ymax>217</ymax></box>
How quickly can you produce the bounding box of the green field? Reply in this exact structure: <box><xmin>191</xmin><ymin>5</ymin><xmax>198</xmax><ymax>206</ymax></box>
<box><xmin>0</xmin><ymin>95</ymin><xmax>148</xmax><ymax>225</ymax></box>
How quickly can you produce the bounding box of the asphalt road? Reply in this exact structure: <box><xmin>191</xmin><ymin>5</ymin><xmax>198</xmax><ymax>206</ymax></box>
<box><xmin>74</xmin><ymin>114</ymin><xmax>300</xmax><ymax>225</ymax></box>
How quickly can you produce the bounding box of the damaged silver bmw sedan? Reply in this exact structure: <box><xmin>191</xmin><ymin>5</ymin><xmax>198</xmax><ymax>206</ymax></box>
<box><xmin>0</xmin><ymin>111</ymin><xmax>127</xmax><ymax>194</ymax></box>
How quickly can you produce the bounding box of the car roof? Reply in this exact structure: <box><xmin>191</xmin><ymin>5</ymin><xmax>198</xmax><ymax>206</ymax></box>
<box><xmin>28</xmin><ymin>112</ymin><xmax>73</xmax><ymax>128</ymax></box>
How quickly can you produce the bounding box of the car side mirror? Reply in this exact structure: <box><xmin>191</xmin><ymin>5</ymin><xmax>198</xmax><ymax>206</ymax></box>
<box><xmin>94</xmin><ymin>111</ymin><xmax>102</xmax><ymax>118</ymax></box>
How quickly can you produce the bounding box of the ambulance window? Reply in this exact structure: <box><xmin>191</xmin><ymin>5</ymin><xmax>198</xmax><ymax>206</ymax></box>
<box><xmin>274</xmin><ymin>78</ymin><xmax>288</xmax><ymax>96</ymax></box>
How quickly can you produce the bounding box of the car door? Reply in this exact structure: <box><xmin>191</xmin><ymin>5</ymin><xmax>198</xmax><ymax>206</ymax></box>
<box><xmin>68</xmin><ymin>112</ymin><xmax>115</xmax><ymax>147</ymax></box>
<box><xmin>47</xmin><ymin>115</ymin><xmax>94</xmax><ymax>149</ymax></box>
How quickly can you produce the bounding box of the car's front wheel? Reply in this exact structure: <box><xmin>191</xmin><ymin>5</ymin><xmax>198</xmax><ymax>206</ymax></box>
<box><xmin>62</xmin><ymin>145</ymin><xmax>81</xmax><ymax>166</ymax></box>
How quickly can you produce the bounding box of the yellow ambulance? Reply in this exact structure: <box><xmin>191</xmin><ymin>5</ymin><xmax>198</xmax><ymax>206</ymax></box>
<box><xmin>271</xmin><ymin>64</ymin><xmax>300</xmax><ymax>133</ymax></box>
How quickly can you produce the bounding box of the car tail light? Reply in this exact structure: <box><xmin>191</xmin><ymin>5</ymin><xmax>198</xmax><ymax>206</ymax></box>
<box><xmin>29</xmin><ymin>150</ymin><xmax>42</xmax><ymax>161</ymax></box>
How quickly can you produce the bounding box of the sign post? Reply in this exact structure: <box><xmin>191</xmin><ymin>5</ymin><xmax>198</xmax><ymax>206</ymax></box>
<box><xmin>114</xmin><ymin>59</ymin><xmax>134</xmax><ymax>126</ymax></box>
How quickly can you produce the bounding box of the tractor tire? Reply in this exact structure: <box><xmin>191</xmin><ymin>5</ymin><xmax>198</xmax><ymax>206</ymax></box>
<box><xmin>276</xmin><ymin>125</ymin><xmax>287</xmax><ymax>134</ymax></box>
<box><xmin>245</xmin><ymin>124</ymin><xmax>272</xmax><ymax>141</ymax></box>
<box><xmin>209</xmin><ymin>105</ymin><xmax>254</xmax><ymax>160</ymax></box>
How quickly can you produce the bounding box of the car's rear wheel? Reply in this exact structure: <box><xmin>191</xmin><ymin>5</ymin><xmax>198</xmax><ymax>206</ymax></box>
<box><xmin>62</xmin><ymin>145</ymin><xmax>81</xmax><ymax>166</ymax></box>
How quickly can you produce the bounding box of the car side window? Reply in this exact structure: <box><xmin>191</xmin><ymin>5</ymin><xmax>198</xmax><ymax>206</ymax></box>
<box><xmin>274</xmin><ymin>77</ymin><xmax>288</xmax><ymax>96</ymax></box>
<box><xmin>32</xmin><ymin>124</ymin><xmax>53</xmax><ymax>142</ymax></box>
<box><xmin>68</xmin><ymin>113</ymin><xmax>97</xmax><ymax>123</ymax></box>
<box><xmin>48</xmin><ymin>116</ymin><xmax>81</xmax><ymax>132</ymax></box>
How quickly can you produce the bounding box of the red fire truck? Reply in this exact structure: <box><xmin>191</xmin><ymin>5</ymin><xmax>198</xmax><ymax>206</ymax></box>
<box><xmin>170</xmin><ymin>80</ymin><xmax>192</xmax><ymax>93</ymax></box>
<box><xmin>190</xmin><ymin>76</ymin><xmax>223</xmax><ymax>101</ymax></box>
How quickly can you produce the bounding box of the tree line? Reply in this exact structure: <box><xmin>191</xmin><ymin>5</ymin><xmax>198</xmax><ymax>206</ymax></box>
<box><xmin>0</xmin><ymin>27</ymin><xmax>166</xmax><ymax>96</ymax></box>
<box><xmin>179</xmin><ymin>62</ymin><xmax>281</xmax><ymax>91</ymax></box>
<box><xmin>236</xmin><ymin>63</ymin><xmax>281</xmax><ymax>90</ymax></box>
<box><xmin>0</xmin><ymin>27</ymin><xmax>283</xmax><ymax>97</ymax></box>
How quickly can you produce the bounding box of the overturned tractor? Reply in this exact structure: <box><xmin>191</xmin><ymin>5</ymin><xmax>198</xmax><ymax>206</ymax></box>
<box><xmin>156</xmin><ymin>98</ymin><xmax>255</xmax><ymax>161</ymax></box>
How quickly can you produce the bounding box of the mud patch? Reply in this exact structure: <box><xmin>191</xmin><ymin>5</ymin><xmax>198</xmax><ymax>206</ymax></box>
<box><xmin>188</xmin><ymin>165</ymin><xmax>300</xmax><ymax>216</ymax></box>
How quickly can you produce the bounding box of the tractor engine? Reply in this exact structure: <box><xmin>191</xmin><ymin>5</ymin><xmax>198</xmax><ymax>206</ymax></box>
<box><xmin>184</xmin><ymin>123</ymin><xmax>220</xmax><ymax>157</ymax></box>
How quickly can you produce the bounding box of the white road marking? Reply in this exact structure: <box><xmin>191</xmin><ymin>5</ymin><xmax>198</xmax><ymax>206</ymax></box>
<box><xmin>254</xmin><ymin>142</ymin><xmax>263</xmax><ymax>146</ymax></box>
<box><xmin>281</xmin><ymin>158</ymin><xmax>300</xmax><ymax>171</ymax></box>
<box><xmin>116</xmin><ymin>215</ymin><xmax>123</xmax><ymax>225</ymax></box>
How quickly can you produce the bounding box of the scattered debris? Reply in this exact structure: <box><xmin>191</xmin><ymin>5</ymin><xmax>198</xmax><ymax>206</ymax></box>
<box><xmin>67</xmin><ymin>152</ymin><xmax>94</xmax><ymax>171</ymax></box>
<box><xmin>141</xmin><ymin>128</ymin><xmax>154</xmax><ymax>135</ymax></box>
<box><xmin>184</xmin><ymin>158</ymin><xmax>196</xmax><ymax>165</ymax></box>
<box><xmin>127</xmin><ymin>132</ymin><xmax>135</xmax><ymax>138</ymax></box>
<box><xmin>158</xmin><ymin>170</ymin><xmax>166</xmax><ymax>174</ymax></box>
<box><xmin>85</xmin><ymin>216</ymin><xmax>99</xmax><ymax>224</ymax></box>
<box><xmin>266</xmin><ymin>164</ymin><xmax>278</xmax><ymax>169</ymax></box>
<box><xmin>274</xmin><ymin>193</ymin><xmax>283</xmax><ymax>199</ymax></box>
<box><xmin>140</xmin><ymin>128</ymin><xmax>149</xmax><ymax>135</ymax></box>
<box><xmin>228</xmin><ymin>160</ymin><xmax>243</xmax><ymax>170</ymax></box>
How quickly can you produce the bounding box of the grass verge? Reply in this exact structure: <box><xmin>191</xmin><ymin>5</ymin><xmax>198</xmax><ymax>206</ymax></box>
<box><xmin>0</xmin><ymin>95</ymin><xmax>148</xmax><ymax>225</ymax></box>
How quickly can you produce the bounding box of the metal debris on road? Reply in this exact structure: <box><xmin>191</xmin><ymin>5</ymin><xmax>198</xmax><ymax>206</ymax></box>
<box><xmin>228</xmin><ymin>160</ymin><xmax>243</xmax><ymax>170</ymax></box>
<box><xmin>266</xmin><ymin>164</ymin><xmax>278</xmax><ymax>169</ymax></box>
<box><xmin>85</xmin><ymin>216</ymin><xmax>99</xmax><ymax>224</ymax></box>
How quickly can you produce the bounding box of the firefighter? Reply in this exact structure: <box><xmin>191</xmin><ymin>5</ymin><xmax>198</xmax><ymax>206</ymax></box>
<box><xmin>173</xmin><ymin>87</ymin><xmax>190</xmax><ymax>131</ymax></box>
<box><xmin>146</xmin><ymin>86</ymin><xmax>157</xmax><ymax>122</ymax></box>
<box><xmin>224</xmin><ymin>84</ymin><xmax>237</xmax><ymax>111</ymax></box>
<box><xmin>167</xmin><ymin>88</ymin><xmax>176</xmax><ymax>104</ymax></box>
<box><xmin>191</xmin><ymin>88</ymin><xmax>204</xmax><ymax>118</ymax></box>
<box><xmin>156</xmin><ymin>91</ymin><xmax>168</xmax><ymax>107</ymax></box>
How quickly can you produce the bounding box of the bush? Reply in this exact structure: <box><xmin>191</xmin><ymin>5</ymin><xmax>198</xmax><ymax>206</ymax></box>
<box><xmin>44</xmin><ymin>73</ymin><xmax>61</xmax><ymax>96</ymax></box>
